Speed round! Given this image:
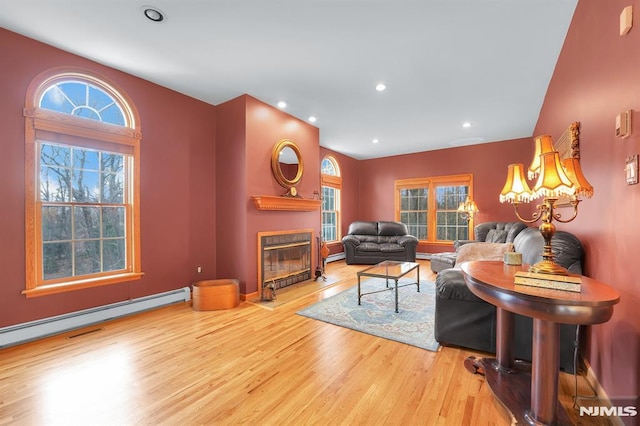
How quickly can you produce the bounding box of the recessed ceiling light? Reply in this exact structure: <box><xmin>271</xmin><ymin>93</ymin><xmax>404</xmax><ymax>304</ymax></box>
<box><xmin>462</xmin><ymin>121</ymin><xmax>473</xmax><ymax>128</ymax></box>
<box><xmin>308</xmin><ymin>116</ymin><xmax>317</xmax><ymax>123</ymax></box>
<box><xmin>372</xmin><ymin>139</ymin><xmax>379</xmax><ymax>144</ymax></box>
<box><xmin>375</xmin><ymin>83</ymin><xmax>386</xmax><ymax>92</ymax></box>
<box><xmin>143</xmin><ymin>6</ymin><xmax>165</xmax><ymax>22</ymax></box>
<box><xmin>277</xmin><ymin>101</ymin><xmax>287</xmax><ymax>109</ymax></box>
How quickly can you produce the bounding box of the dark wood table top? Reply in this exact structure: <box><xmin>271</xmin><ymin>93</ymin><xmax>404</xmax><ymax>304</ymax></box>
<box><xmin>461</xmin><ymin>260</ymin><xmax>620</xmax><ymax>324</ymax></box>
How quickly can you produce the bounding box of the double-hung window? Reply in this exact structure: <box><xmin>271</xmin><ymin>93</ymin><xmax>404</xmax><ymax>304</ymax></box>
<box><xmin>24</xmin><ymin>68</ymin><xmax>143</xmax><ymax>297</ymax></box>
<box><xmin>321</xmin><ymin>156</ymin><xmax>342</xmax><ymax>243</ymax></box>
<box><xmin>395</xmin><ymin>174</ymin><xmax>473</xmax><ymax>243</ymax></box>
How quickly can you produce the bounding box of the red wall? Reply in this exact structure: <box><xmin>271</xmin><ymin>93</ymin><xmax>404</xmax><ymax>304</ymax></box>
<box><xmin>535</xmin><ymin>0</ymin><xmax>640</xmax><ymax>401</ymax></box>
<box><xmin>216</xmin><ymin>95</ymin><xmax>321</xmax><ymax>296</ymax></box>
<box><xmin>0</xmin><ymin>29</ymin><xmax>217</xmax><ymax>327</ymax></box>
<box><xmin>357</xmin><ymin>138</ymin><xmax>535</xmax><ymax>252</ymax></box>
<box><xmin>319</xmin><ymin>147</ymin><xmax>361</xmax><ymax>254</ymax></box>
<box><xmin>214</xmin><ymin>97</ymin><xmax>247</xmax><ymax>292</ymax></box>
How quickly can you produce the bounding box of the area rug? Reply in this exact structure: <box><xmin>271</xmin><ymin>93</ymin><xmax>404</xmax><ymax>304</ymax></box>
<box><xmin>297</xmin><ymin>278</ymin><xmax>439</xmax><ymax>352</ymax></box>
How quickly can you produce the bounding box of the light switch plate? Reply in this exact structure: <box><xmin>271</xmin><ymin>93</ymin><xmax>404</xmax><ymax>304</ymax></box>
<box><xmin>626</xmin><ymin>154</ymin><xmax>638</xmax><ymax>185</ymax></box>
<box><xmin>621</xmin><ymin>5</ymin><xmax>633</xmax><ymax>35</ymax></box>
<box><xmin>616</xmin><ymin>110</ymin><xmax>632</xmax><ymax>138</ymax></box>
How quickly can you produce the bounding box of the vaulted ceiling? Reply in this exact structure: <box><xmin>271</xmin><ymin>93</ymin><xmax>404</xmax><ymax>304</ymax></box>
<box><xmin>0</xmin><ymin>0</ymin><xmax>578</xmax><ymax>159</ymax></box>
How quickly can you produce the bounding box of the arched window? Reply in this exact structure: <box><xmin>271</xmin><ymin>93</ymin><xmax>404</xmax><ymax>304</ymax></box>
<box><xmin>24</xmin><ymin>67</ymin><xmax>142</xmax><ymax>297</ymax></box>
<box><xmin>321</xmin><ymin>156</ymin><xmax>342</xmax><ymax>243</ymax></box>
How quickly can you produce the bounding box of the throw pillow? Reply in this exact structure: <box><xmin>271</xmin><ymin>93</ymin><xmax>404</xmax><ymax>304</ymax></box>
<box><xmin>454</xmin><ymin>242</ymin><xmax>514</xmax><ymax>268</ymax></box>
<box><xmin>485</xmin><ymin>229</ymin><xmax>508</xmax><ymax>243</ymax></box>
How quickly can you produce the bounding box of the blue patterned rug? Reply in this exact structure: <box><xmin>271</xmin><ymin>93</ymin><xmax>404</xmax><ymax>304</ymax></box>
<box><xmin>297</xmin><ymin>278</ymin><xmax>439</xmax><ymax>352</ymax></box>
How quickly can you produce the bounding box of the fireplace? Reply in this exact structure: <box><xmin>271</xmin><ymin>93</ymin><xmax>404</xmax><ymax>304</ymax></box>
<box><xmin>258</xmin><ymin>229</ymin><xmax>313</xmax><ymax>298</ymax></box>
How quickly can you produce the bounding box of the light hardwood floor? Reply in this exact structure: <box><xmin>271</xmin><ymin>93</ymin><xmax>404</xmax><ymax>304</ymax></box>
<box><xmin>0</xmin><ymin>260</ymin><xmax>609</xmax><ymax>425</ymax></box>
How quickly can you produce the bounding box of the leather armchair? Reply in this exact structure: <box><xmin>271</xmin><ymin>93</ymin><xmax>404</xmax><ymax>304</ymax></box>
<box><xmin>342</xmin><ymin>221</ymin><xmax>418</xmax><ymax>265</ymax></box>
<box><xmin>434</xmin><ymin>227</ymin><xmax>584</xmax><ymax>372</ymax></box>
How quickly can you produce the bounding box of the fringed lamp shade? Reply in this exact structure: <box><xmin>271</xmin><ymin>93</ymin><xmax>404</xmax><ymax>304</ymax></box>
<box><xmin>528</xmin><ymin>134</ymin><xmax>556</xmax><ymax>179</ymax></box>
<box><xmin>500</xmin><ymin>163</ymin><xmax>533</xmax><ymax>203</ymax></box>
<box><xmin>532</xmin><ymin>151</ymin><xmax>575</xmax><ymax>199</ymax></box>
<box><xmin>562</xmin><ymin>157</ymin><xmax>594</xmax><ymax>198</ymax></box>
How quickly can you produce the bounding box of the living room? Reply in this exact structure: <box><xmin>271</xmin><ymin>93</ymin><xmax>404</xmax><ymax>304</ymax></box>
<box><xmin>0</xmin><ymin>0</ymin><xmax>638</xmax><ymax>424</ymax></box>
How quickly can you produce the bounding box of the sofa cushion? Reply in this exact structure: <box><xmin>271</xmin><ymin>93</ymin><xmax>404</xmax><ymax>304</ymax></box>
<box><xmin>379</xmin><ymin>243</ymin><xmax>405</xmax><ymax>253</ymax></box>
<box><xmin>347</xmin><ymin>221</ymin><xmax>378</xmax><ymax>235</ymax></box>
<box><xmin>378</xmin><ymin>221</ymin><xmax>409</xmax><ymax>236</ymax></box>
<box><xmin>485</xmin><ymin>229</ymin><xmax>508</xmax><ymax>243</ymax></box>
<box><xmin>454</xmin><ymin>242</ymin><xmax>514</xmax><ymax>267</ymax></box>
<box><xmin>358</xmin><ymin>242</ymin><xmax>381</xmax><ymax>252</ymax></box>
<box><xmin>514</xmin><ymin>228</ymin><xmax>584</xmax><ymax>274</ymax></box>
<box><xmin>475</xmin><ymin>222</ymin><xmax>527</xmax><ymax>244</ymax></box>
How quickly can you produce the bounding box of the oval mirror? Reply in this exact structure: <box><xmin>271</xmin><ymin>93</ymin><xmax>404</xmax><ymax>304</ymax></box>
<box><xmin>271</xmin><ymin>139</ymin><xmax>304</xmax><ymax>188</ymax></box>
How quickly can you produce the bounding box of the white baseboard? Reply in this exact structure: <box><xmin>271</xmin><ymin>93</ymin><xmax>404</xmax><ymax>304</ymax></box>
<box><xmin>0</xmin><ymin>287</ymin><xmax>191</xmax><ymax>348</ymax></box>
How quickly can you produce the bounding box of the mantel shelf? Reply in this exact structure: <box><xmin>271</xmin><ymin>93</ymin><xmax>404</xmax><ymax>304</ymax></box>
<box><xmin>251</xmin><ymin>195</ymin><xmax>321</xmax><ymax>212</ymax></box>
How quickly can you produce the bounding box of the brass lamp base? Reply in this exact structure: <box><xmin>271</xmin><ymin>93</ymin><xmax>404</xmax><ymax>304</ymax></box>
<box><xmin>529</xmin><ymin>259</ymin><xmax>569</xmax><ymax>275</ymax></box>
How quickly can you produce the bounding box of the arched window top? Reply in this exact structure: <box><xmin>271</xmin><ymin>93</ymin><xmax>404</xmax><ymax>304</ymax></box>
<box><xmin>26</xmin><ymin>67</ymin><xmax>139</xmax><ymax>132</ymax></box>
<box><xmin>40</xmin><ymin>80</ymin><xmax>126</xmax><ymax>126</ymax></box>
<box><xmin>321</xmin><ymin>156</ymin><xmax>340</xmax><ymax>176</ymax></box>
<box><xmin>23</xmin><ymin>67</ymin><xmax>142</xmax><ymax>297</ymax></box>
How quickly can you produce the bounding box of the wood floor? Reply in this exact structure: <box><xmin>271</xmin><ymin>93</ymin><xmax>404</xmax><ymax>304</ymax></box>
<box><xmin>0</xmin><ymin>260</ymin><xmax>610</xmax><ymax>425</ymax></box>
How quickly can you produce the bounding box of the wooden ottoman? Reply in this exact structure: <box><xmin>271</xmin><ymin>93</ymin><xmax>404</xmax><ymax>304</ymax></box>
<box><xmin>192</xmin><ymin>279</ymin><xmax>240</xmax><ymax>311</ymax></box>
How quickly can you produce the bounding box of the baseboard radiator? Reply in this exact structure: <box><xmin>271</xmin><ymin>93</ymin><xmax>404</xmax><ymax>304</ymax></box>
<box><xmin>0</xmin><ymin>287</ymin><xmax>191</xmax><ymax>349</ymax></box>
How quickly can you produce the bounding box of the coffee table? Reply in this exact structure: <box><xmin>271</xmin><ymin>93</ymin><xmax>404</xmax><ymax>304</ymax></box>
<box><xmin>357</xmin><ymin>260</ymin><xmax>420</xmax><ymax>313</ymax></box>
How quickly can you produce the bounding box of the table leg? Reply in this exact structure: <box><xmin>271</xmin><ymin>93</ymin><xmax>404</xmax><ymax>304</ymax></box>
<box><xmin>495</xmin><ymin>307</ymin><xmax>515</xmax><ymax>370</ymax></box>
<box><xmin>526</xmin><ymin>318</ymin><xmax>560</xmax><ymax>425</ymax></box>
<box><xmin>395</xmin><ymin>279</ymin><xmax>399</xmax><ymax>313</ymax></box>
<box><xmin>357</xmin><ymin>275</ymin><xmax>362</xmax><ymax>306</ymax></box>
<box><xmin>417</xmin><ymin>264</ymin><xmax>420</xmax><ymax>292</ymax></box>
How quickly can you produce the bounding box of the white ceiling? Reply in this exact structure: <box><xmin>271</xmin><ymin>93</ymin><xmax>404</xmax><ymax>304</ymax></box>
<box><xmin>0</xmin><ymin>0</ymin><xmax>577</xmax><ymax>160</ymax></box>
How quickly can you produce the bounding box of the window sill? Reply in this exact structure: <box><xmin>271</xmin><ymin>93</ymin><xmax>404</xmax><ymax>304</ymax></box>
<box><xmin>23</xmin><ymin>272</ymin><xmax>144</xmax><ymax>298</ymax></box>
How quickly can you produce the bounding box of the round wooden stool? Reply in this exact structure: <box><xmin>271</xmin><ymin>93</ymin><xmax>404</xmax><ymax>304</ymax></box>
<box><xmin>192</xmin><ymin>279</ymin><xmax>240</xmax><ymax>311</ymax></box>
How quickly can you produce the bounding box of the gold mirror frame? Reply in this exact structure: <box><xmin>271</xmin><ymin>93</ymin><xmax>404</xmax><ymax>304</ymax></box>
<box><xmin>271</xmin><ymin>139</ymin><xmax>304</xmax><ymax>188</ymax></box>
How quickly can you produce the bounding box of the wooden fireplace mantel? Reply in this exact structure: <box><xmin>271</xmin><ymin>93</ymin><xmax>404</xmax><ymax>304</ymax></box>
<box><xmin>251</xmin><ymin>195</ymin><xmax>321</xmax><ymax>212</ymax></box>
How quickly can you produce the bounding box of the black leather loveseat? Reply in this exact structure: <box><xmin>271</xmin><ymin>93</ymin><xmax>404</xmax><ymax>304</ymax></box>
<box><xmin>342</xmin><ymin>221</ymin><xmax>418</xmax><ymax>265</ymax></box>
<box><xmin>434</xmin><ymin>227</ymin><xmax>584</xmax><ymax>372</ymax></box>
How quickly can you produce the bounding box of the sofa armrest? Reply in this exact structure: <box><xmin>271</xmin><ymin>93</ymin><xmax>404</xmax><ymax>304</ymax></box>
<box><xmin>435</xmin><ymin>269</ymin><xmax>484</xmax><ymax>302</ymax></box>
<box><xmin>453</xmin><ymin>239</ymin><xmax>478</xmax><ymax>251</ymax></box>
<box><xmin>398</xmin><ymin>235</ymin><xmax>418</xmax><ymax>247</ymax></box>
<box><xmin>341</xmin><ymin>235</ymin><xmax>361</xmax><ymax>247</ymax></box>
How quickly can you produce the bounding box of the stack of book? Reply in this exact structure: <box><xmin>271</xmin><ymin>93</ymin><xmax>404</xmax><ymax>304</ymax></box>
<box><xmin>514</xmin><ymin>271</ymin><xmax>582</xmax><ymax>293</ymax></box>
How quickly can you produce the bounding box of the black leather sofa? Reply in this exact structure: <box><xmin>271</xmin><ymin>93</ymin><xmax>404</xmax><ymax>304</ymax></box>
<box><xmin>430</xmin><ymin>221</ymin><xmax>527</xmax><ymax>273</ymax></box>
<box><xmin>434</xmin><ymin>227</ymin><xmax>584</xmax><ymax>372</ymax></box>
<box><xmin>342</xmin><ymin>221</ymin><xmax>418</xmax><ymax>265</ymax></box>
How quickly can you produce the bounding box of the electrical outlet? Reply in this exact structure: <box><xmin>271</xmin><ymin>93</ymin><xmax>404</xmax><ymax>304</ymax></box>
<box><xmin>197</xmin><ymin>266</ymin><xmax>202</xmax><ymax>273</ymax></box>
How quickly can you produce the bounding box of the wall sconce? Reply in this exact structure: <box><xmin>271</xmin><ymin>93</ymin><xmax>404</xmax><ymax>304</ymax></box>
<box><xmin>500</xmin><ymin>134</ymin><xmax>593</xmax><ymax>275</ymax></box>
<box><xmin>457</xmin><ymin>196</ymin><xmax>479</xmax><ymax>222</ymax></box>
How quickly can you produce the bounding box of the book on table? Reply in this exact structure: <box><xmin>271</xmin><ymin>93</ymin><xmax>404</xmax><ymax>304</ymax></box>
<box><xmin>514</xmin><ymin>271</ymin><xmax>582</xmax><ymax>293</ymax></box>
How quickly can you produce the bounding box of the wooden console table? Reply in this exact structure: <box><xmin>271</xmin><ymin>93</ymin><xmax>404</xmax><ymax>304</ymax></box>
<box><xmin>460</xmin><ymin>261</ymin><xmax>619</xmax><ymax>425</ymax></box>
